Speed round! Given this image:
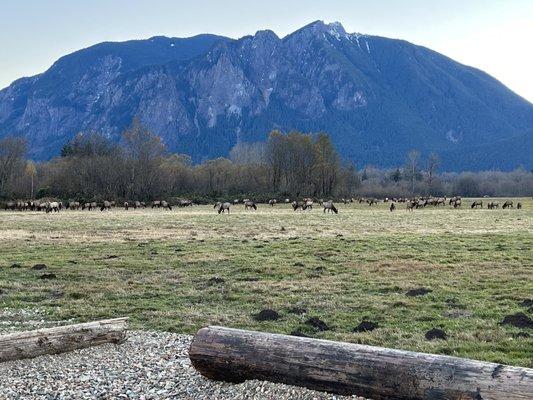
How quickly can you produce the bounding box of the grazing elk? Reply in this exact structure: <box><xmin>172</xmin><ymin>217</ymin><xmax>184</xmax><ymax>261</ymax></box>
<box><xmin>471</xmin><ymin>200</ymin><xmax>483</xmax><ymax>209</ymax></box>
<box><xmin>415</xmin><ymin>199</ymin><xmax>426</xmax><ymax>209</ymax></box>
<box><xmin>100</xmin><ymin>201</ymin><xmax>112</xmax><ymax>211</ymax></box>
<box><xmin>46</xmin><ymin>202</ymin><xmax>60</xmax><ymax>213</ymax></box>
<box><xmin>487</xmin><ymin>202</ymin><xmax>499</xmax><ymax>209</ymax></box>
<box><xmin>502</xmin><ymin>200</ymin><xmax>514</xmax><ymax>209</ymax></box>
<box><xmin>449</xmin><ymin>196</ymin><xmax>459</xmax><ymax>205</ymax></box>
<box><xmin>268</xmin><ymin>199</ymin><xmax>277</xmax><ymax>207</ymax></box>
<box><xmin>216</xmin><ymin>202</ymin><xmax>231</xmax><ymax>214</ymax></box>
<box><xmin>82</xmin><ymin>202</ymin><xmax>98</xmax><ymax>211</ymax></box>
<box><xmin>292</xmin><ymin>201</ymin><xmax>307</xmax><ymax>211</ymax></box>
<box><xmin>244</xmin><ymin>200</ymin><xmax>257</xmax><ymax>210</ymax></box>
<box><xmin>390</xmin><ymin>203</ymin><xmax>396</xmax><ymax>212</ymax></box>
<box><xmin>517</xmin><ymin>202</ymin><xmax>522</xmax><ymax>209</ymax></box>
<box><xmin>322</xmin><ymin>200</ymin><xmax>338</xmax><ymax>214</ymax></box>
<box><xmin>67</xmin><ymin>201</ymin><xmax>80</xmax><ymax>210</ymax></box>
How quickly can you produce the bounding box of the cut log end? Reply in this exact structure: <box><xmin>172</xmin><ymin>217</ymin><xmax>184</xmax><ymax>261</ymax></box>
<box><xmin>189</xmin><ymin>326</ymin><xmax>533</xmax><ymax>400</ymax></box>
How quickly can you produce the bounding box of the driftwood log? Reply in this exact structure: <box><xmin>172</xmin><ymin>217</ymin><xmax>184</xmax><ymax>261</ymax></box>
<box><xmin>0</xmin><ymin>317</ymin><xmax>128</xmax><ymax>362</ymax></box>
<box><xmin>189</xmin><ymin>326</ymin><xmax>533</xmax><ymax>400</ymax></box>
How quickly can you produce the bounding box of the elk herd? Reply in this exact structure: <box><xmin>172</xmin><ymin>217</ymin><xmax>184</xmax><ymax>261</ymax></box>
<box><xmin>1</xmin><ymin>196</ymin><xmax>524</xmax><ymax>214</ymax></box>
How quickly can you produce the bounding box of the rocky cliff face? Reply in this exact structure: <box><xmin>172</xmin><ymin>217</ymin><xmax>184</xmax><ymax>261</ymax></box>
<box><xmin>1</xmin><ymin>21</ymin><xmax>532</xmax><ymax>170</ymax></box>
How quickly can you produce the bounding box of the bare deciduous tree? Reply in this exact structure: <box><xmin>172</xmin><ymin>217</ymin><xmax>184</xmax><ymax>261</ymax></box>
<box><xmin>0</xmin><ymin>137</ymin><xmax>27</xmax><ymax>198</ymax></box>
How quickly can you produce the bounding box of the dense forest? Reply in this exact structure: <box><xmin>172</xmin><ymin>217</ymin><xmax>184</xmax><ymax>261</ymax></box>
<box><xmin>1</xmin><ymin>120</ymin><xmax>532</xmax><ymax>202</ymax></box>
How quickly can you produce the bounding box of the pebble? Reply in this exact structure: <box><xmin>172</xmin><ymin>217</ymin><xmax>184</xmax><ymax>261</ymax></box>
<box><xmin>0</xmin><ymin>331</ymin><xmax>365</xmax><ymax>399</ymax></box>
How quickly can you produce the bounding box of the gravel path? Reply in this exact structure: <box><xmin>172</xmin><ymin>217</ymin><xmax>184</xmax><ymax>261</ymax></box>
<box><xmin>0</xmin><ymin>331</ymin><xmax>364</xmax><ymax>400</ymax></box>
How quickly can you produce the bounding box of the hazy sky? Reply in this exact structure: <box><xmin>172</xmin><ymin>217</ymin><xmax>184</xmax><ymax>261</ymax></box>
<box><xmin>2</xmin><ymin>0</ymin><xmax>533</xmax><ymax>102</ymax></box>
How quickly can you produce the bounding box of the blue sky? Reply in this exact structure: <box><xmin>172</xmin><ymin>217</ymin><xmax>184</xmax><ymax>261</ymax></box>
<box><xmin>2</xmin><ymin>0</ymin><xmax>533</xmax><ymax>102</ymax></box>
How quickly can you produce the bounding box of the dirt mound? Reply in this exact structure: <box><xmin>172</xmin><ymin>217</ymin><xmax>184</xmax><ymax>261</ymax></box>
<box><xmin>40</xmin><ymin>273</ymin><xmax>57</xmax><ymax>280</ymax></box>
<box><xmin>519</xmin><ymin>299</ymin><xmax>533</xmax><ymax>308</ymax></box>
<box><xmin>32</xmin><ymin>264</ymin><xmax>47</xmax><ymax>270</ymax></box>
<box><xmin>207</xmin><ymin>277</ymin><xmax>225</xmax><ymax>285</ymax></box>
<box><xmin>353</xmin><ymin>320</ymin><xmax>378</xmax><ymax>332</ymax></box>
<box><xmin>519</xmin><ymin>299</ymin><xmax>533</xmax><ymax>312</ymax></box>
<box><xmin>425</xmin><ymin>328</ymin><xmax>447</xmax><ymax>340</ymax></box>
<box><xmin>253</xmin><ymin>309</ymin><xmax>280</xmax><ymax>321</ymax></box>
<box><xmin>406</xmin><ymin>287</ymin><xmax>432</xmax><ymax>297</ymax></box>
<box><xmin>305</xmin><ymin>317</ymin><xmax>329</xmax><ymax>331</ymax></box>
<box><xmin>500</xmin><ymin>313</ymin><xmax>533</xmax><ymax>328</ymax></box>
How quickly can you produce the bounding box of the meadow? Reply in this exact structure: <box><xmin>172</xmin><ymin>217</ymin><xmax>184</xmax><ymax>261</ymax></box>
<box><xmin>0</xmin><ymin>198</ymin><xmax>531</xmax><ymax>367</ymax></box>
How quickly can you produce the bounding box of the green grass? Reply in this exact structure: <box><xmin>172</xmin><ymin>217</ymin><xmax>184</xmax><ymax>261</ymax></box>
<box><xmin>1</xmin><ymin>198</ymin><xmax>532</xmax><ymax>366</ymax></box>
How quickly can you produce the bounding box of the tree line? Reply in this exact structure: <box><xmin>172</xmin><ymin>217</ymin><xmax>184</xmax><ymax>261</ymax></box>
<box><xmin>1</xmin><ymin>121</ymin><xmax>531</xmax><ymax>202</ymax></box>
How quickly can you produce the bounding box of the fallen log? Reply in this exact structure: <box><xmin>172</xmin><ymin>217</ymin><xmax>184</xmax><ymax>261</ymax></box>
<box><xmin>189</xmin><ymin>326</ymin><xmax>533</xmax><ymax>400</ymax></box>
<box><xmin>0</xmin><ymin>317</ymin><xmax>128</xmax><ymax>362</ymax></box>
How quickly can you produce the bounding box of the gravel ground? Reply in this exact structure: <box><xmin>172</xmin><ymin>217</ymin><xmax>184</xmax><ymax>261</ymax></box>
<box><xmin>0</xmin><ymin>331</ymin><xmax>365</xmax><ymax>400</ymax></box>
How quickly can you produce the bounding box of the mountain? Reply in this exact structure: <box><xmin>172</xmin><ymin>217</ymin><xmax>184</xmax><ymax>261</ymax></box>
<box><xmin>1</xmin><ymin>21</ymin><xmax>532</xmax><ymax>170</ymax></box>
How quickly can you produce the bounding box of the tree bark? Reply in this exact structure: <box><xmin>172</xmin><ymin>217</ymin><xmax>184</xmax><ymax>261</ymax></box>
<box><xmin>189</xmin><ymin>326</ymin><xmax>533</xmax><ymax>400</ymax></box>
<box><xmin>0</xmin><ymin>318</ymin><xmax>128</xmax><ymax>363</ymax></box>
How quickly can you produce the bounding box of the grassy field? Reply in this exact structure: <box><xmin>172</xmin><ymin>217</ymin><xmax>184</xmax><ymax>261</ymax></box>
<box><xmin>0</xmin><ymin>198</ymin><xmax>532</xmax><ymax>367</ymax></box>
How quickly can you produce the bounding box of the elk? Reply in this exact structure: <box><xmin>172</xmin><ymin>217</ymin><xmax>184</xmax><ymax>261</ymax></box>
<box><xmin>244</xmin><ymin>200</ymin><xmax>257</xmax><ymax>210</ymax></box>
<box><xmin>292</xmin><ymin>201</ymin><xmax>307</xmax><ymax>211</ymax></box>
<box><xmin>67</xmin><ymin>201</ymin><xmax>80</xmax><ymax>210</ymax></box>
<box><xmin>471</xmin><ymin>200</ymin><xmax>483</xmax><ymax>209</ymax></box>
<box><xmin>178</xmin><ymin>199</ymin><xmax>193</xmax><ymax>207</ymax></box>
<box><xmin>322</xmin><ymin>200</ymin><xmax>338</xmax><ymax>214</ymax></box>
<box><xmin>217</xmin><ymin>202</ymin><xmax>231</xmax><ymax>214</ymax></box>
<box><xmin>46</xmin><ymin>202</ymin><xmax>60</xmax><ymax>213</ymax></box>
<box><xmin>502</xmin><ymin>200</ymin><xmax>514</xmax><ymax>209</ymax></box>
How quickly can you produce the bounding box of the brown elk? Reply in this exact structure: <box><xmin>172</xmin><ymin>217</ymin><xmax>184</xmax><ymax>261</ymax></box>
<box><xmin>100</xmin><ymin>201</ymin><xmax>112</xmax><ymax>211</ymax></box>
<box><xmin>216</xmin><ymin>202</ymin><xmax>231</xmax><ymax>214</ymax></box>
<box><xmin>244</xmin><ymin>200</ymin><xmax>257</xmax><ymax>210</ymax></box>
<box><xmin>322</xmin><ymin>200</ymin><xmax>338</xmax><ymax>214</ymax></box>
<box><xmin>471</xmin><ymin>200</ymin><xmax>483</xmax><ymax>209</ymax></box>
<box><xmin>292</xmin><ymin>201</ymin><xmax>307</xmax><ymax>211</ymax></box>
<box><xmin>502</xmin><ymin>200</ymin><xmax>514</xmax><ymax>209</ymax></box>
<box><xmin>178</xmin><ymin>199</ymin><xmax>193</xmax><ymax>207</ymax></box>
